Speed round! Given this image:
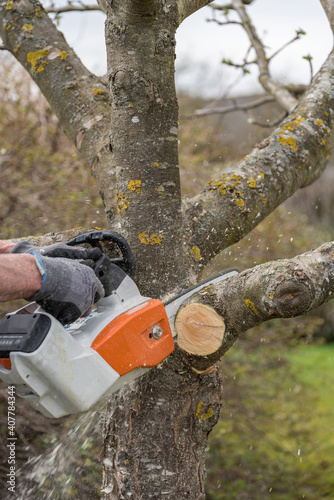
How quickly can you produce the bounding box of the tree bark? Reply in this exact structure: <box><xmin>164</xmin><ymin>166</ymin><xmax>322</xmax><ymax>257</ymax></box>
<box><xmin>100</xmin><ymin>356</ymin><xmax>223</xmax><ymax>499</ymax></box>
<box><xmin>177</xmin><ymin>0</ymin><xmax>213</xmax><ymax>22</ymax></box>
<box><xmin>104</xmin><ymin>0</ymin><xmax>186</xmax><ymax>297</ymax></box>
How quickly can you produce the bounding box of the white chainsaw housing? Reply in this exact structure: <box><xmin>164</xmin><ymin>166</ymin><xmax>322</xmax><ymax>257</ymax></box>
<box><xmin>0</xmin><ymin>268</ymin><xmax>238</xmax><ymax>418</ymax></box>
<box><xmin>0</xmin><ymin>275</ymin><xmax>149</xmax><ymax>418</ymax></box>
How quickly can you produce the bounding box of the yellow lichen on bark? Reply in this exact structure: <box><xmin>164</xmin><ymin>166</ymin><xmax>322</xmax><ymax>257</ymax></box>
<box><xmin>149</xmin><ymin>234</ymin><xmax>163</xmax><ymax>244</ymax></box>
<box><xmin>282</xmin><ymin>116</ymin><xmax>305</xmax><ymax>131</ymax></box>
<box><xmin>35</xmin><ymin>8</ymin><xmax>43</xmax><ymax>17</ymax></box>
<box><xmin>245</xmin><ymin>299</ymin><xmax>259</xmax><ymax>315</ymax></box>
<box><xmin>127</xmin><ymin>180</ymin><xmax>141</xmax><ymax>193</ymax></box>
<box><xmin>191</xmin><ymin>246</ymin><xmax>202</xmax><ymax>261</ymax></box>
<box><xmin>27</xmin><ymin>49</ymin><xmax>50</xmax><ymax>73</ymax></box>
<box><xmin>116</xmin><ymin>190</ymin><xmax>129</xmax><ymax>213</ymax></box>
<box><xmin>138</xmin><ymin>233</ymin><xmax>163</xmax><ymax>245</ymax></box>
<box><xmin>277</xmin><ymin>133</ymin><xmax>298</xmax><ymax>151</ymax></box>
<box><xmin>209</xmin><ymin>173</ymin><xmax>243</xmax><ymax>196</ymax></box>
<box><xmin>92</xmin><ymin>88</ymin><xmax>105</xmax><ymax>95</ymax></box>
<box><xmin>248</xmin><ymin>177</ymin><xmax>257</xmax><ymax>188</ymax></box>
<box><xmin>59</xmin><ymin>51</ymin><xmax>69</xmax><ymax>60</ymax></box>
<box><xmin>196</xmin><ymin>402</ymin><xmax>214</xmax><ymax>421</ymax></box>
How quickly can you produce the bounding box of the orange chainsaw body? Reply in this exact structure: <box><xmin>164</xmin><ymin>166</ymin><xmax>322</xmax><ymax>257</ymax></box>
<box><xmin>91</xmin><ymin>299</ymin><xmax>174</xmax><ymax>376</ymax></box>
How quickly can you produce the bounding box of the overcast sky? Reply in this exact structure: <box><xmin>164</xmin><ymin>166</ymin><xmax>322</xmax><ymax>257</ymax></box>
<box><xmin>56</xmin><ymin>0</ymin><xmax>333</xmax><ymax>98</ymax></box>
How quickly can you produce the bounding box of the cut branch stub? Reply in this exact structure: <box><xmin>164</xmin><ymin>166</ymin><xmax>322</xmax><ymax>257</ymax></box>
<box><xmin>175</xmin><ymin>303</ymin><xmax>226</xmax><ymax>372</ymax></box>
<box><xmin>272</xmin><ymin>280</ymin><xmax>312</xmax><ymax>317</ymax></box>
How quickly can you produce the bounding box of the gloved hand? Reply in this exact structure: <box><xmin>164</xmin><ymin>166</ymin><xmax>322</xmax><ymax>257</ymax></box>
<box><xmin>11</xmin><ymin>240</ymin><xmax>102</xmax><ymax>261</ymax></box>
<box><xmin>28</xmin><ymin>254</ymin><xmax>105</xmax><ymax>325</ymax></box>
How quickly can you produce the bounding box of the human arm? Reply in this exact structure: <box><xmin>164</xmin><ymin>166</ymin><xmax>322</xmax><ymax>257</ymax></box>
<box><xmin>0</xmin><ymin>241</ymin><xmax>16</xmax><ymax>254</ymax></box>
<box><xmin>0</xmin><ymin>254</ymin><xmax>42</xmax><ymax>301</ymax></box>
<box><xmin>0</xmin><ymin>251</ymin><xmax>105</xmax><ymax>324</ymax></box>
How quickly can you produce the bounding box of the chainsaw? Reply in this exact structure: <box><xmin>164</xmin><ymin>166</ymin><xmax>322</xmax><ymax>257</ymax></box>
<box><xmin>0</xmin><ymin>231</ymin><xmax>238</xmax><ymax>418</ymax></box>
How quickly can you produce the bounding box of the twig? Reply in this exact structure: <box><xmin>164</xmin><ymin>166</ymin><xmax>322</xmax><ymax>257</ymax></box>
<box><xmin>268</xmin><ymin>30</ymin><xmax>305</xmax><ymax>62</ymax></box>
<box><xmin>207</xmin><ymin>18</ymin><xmax>242</xmax><ymax>26</ymax></box>
<box><xmin>182</xmin><ymin>95</ymin><xmax>275</xmax><ymax>119</ymax></box>
<box><xmin>46</xmin><ymin>3</ymin><xmax>103</xmax><ymax>14</ymax></box>
<box><xmin>248</xmin><ymin>111</ymin><xmax>288</xmax><ymax>128</ymax></box>
<box><xmin>0</xmin><ymin>45</ymin><xmax>7</xmax><ymax>50</ymax></box>
<box><xmin>303</xmin><ymin>54</ymin><xmax>314</xmax><ymax>82</ymax></box>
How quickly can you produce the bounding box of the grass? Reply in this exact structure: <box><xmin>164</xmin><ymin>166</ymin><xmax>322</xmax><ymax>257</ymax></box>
<box><xmin>206</xmin><ymin>338</ymin><xmax>334</xmax><ymax>499</ymax></box>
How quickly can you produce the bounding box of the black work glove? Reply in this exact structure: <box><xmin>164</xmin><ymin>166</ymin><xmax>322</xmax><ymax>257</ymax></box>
<box><xmin>11</xmin><ymin>240</ymin><xmax>102</xmax><ymax>261</ymax></box>
<box><xmin>28</xmin><ymin>254</ymin><xmax>105</xmax><ymax>325</ymax></box>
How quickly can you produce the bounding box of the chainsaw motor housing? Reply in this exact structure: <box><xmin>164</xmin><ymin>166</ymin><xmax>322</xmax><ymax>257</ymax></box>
<box><xmin>0</xmin><ymin>273</ymin><xmax>173</xmax><ymax>418</ymax></box>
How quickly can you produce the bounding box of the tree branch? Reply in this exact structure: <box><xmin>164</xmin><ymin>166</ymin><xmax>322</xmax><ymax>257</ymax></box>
<box><xmin>186</xmin><ymin>95</ymin><xmax>275</xmax><ymax>118</ymax></box>
<box><xmin>268</xmin><ymin>30</ymin><xmax>305</xmax><ymax>63</ymax></box>
<box><xmin>0</xmin><ymin>1</ymin><xmax>111</xmax><ymax>176</ymax></box>
<box><xmin>178</xmin><ymin>0</ymin><xmax>214</xmax><ymax>23</ymax></box>
<box><xmin>320</xmin><ymin>0</ymin><xmax>334</xmax><ymax>34</ymax></box>
<box><xmin>211</xmin><ymin>0</ymin><xmax>255</xmax><ymax>10</ymax></box>
<box><xmin>182</xmin><ymin>50</ymin><xmax>334</xmax><ymax>274</ymax></box>
<box><xmin>46</xmin><ymin>4</ymin><xmax>104</xmax><ymax>14</ymax></box>
<box><xmin>231</xmin><ymin>0</ymin><xmax>298</xmax><ymax>112</ymax></box>
<box><xmin>176</xmin><ymin>241</ymin><xmax>334</xmax><ymax>371</ymax></box>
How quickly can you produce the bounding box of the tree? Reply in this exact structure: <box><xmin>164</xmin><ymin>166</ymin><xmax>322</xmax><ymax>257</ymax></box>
<box><xmin>0</xmin><ymin>0</ymin><xmax>333</xmax><ymax>498</ymax></box>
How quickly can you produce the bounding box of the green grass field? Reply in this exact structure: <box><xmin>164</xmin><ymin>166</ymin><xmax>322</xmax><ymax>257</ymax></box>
<box><xmin>206</xmin><ymin>337</ymin><xmax>334</xmax><ymax>499</ymax></box>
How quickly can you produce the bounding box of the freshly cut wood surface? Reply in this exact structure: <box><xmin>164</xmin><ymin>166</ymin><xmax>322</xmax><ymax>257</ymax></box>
<box><xmin>175</xmin><ymin>303</ymin><xmax>225</xmax><ymax>355</ymax></box>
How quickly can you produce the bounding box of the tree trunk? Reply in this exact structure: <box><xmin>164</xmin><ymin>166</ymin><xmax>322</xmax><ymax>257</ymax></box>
<box><xmin>99</xmin><ymin>3</ymin><xmax>219</xmax><ymax>497</ymax></box>
<box><xmin>103</xmin><ymin>0</ymin><xmax>185</xmax><ymax>298</ymax></box>
<box><xmin>100</xmin><ymin>357</ymin><xmax>223</xmax><ymax>499</ymax></box>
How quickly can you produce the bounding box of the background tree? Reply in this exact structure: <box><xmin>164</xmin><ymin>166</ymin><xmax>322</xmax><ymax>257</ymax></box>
<box><xmin>0</xmin><ymin>0</ymin><xmax>334</xmax><ymax>498</ymax></box>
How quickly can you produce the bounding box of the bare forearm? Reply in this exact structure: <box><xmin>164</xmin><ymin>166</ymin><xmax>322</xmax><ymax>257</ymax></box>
<box><xmin>0</xmin><ymin>240</ymin><xmax>15</xmax><ymax>254</ymax></box>
<box><xmin>0</xmin><ymin>254</ymin><xmax>42</xmax><ymax>301</ymax></box>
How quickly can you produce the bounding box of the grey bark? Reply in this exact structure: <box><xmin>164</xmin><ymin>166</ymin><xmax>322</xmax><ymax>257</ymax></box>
<box><xmin>177</xmin><ymin>0</ymin><xmax>213</xmax><ymax>22</ymax></box>
<box><xmin>104</xmin><ymin>0</ymin><xmax>186</xmax><ymax>297</ymax></box>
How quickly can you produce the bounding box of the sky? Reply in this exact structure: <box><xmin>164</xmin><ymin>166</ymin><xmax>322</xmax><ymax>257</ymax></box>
<box><xmin>54</xmin><ymin>0</ymin><xmax>332</xmax><ymax>98</ymax></box>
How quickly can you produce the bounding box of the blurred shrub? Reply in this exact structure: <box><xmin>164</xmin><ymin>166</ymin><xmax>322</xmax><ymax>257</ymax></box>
<box><xmin>0</xmin><ymin>55</ymin><xmax>107</xmax><ymax>239</ymax></box>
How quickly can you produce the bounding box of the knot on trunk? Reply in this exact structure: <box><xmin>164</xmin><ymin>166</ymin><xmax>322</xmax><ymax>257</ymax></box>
<box><xmin>267</xmin><ymin>280</ymin><xmax>312</xmax><ymax>317</ymax></box>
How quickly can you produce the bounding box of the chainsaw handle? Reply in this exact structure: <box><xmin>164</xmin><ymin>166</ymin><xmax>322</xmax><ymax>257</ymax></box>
<box><xmin>67</xmin><ymin>230</ymin><xmax>136</xmax><ymax>279</ymax></box>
